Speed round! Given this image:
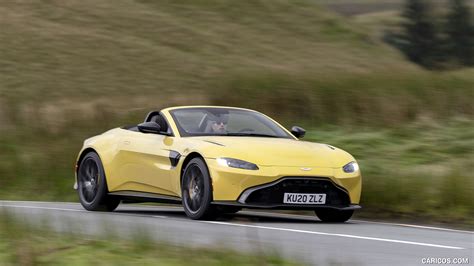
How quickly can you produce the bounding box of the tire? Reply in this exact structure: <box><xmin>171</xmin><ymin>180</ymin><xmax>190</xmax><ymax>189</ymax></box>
<box><xmin>315</xmin><ymin>209</ymin><xmax>353</xmax><ymax>223</ymax></box>
<box><xmin>181</xmin><ymin>158</ymin><xmax>216</xmax><ymax>220</ymax></box>
<box><xmin>77</xmin><ymin>152</ymin><xmax>120</xmax><ymax>212</ymax></box>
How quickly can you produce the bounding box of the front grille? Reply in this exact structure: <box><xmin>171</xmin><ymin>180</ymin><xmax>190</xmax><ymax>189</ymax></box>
<box><xmin>243</xmin><ymin>178</ymin><xmax>350</xmax><ymax>206</ymax></box>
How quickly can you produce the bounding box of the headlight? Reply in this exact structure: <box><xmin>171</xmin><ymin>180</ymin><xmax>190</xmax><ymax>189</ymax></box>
<box><xmin>216</xmin><ymin>157</ymin><xmax>259</xmax><ymax>170</ymax></box>
<box><xmin>343</xmin><ymin>161</ymin><xmax>359</xmax><ymax>173</ymax></box>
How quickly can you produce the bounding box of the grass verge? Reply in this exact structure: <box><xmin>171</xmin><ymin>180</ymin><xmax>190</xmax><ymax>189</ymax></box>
<box><xmin>305</xmin><ymin>117</ymin><xmax>474</xmax><ymax>229</ymax></box>
<box><xmin>0</xmin><ymin>211</ymin><xmax>300</xmax><ymax>266</ymax></box>
<box><xmin>0</xmin><ymin>0</ymin><xmax>472</xmax><ymax>228</ymax></box>
<box><xmin>1</xmin><ymin>117</ymin><xmax>472</xmax><ymax>228</ymax></box>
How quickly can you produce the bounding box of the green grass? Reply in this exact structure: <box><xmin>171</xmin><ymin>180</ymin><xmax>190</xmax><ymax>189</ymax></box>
<box><xmin>0</xmin><ymin>211</ymin><xmax>299</xmax><ymax>266</ymax></box>
<box><xmin>212</xmin><ymin>70</ymin><xmax>474</xmax><ymax>126</ymax></box>
<box><xmin>0</xmin><ymin>0</ymin><xmax>411</xmax><ymax>101</ymax></box>
<box><xmin>306</xmin><ymin>117</ymin><xmax>474</xmax><ymax>228</ymax></box>
<box><xmin>313</xmin><ymin>0</ymin><xmax>474</xmax><ymax>16</ymax></box>
<box><xmin>0</xmin><ymin>0</ymin><xmax>473</xmax><ymax>227</ymax></box>
<box><xmin>1</xmin><ymin>0</ymin><xmax>472</xmax><ymax>126</ymax></box>
<box><xmin>1</xmin><ymin>115</ymin><xmax>472</xmax><ymax>227</ymax></box>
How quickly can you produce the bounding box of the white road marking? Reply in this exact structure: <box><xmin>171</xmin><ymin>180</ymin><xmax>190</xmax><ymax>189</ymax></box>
<box><xmin>191</xmin><ymin>220</ymin><xmax>465</xmax><ymax>250</ymax></box>
<box><xmin>239</xmin><ymin>210</ymin><xmax>474</xmax><ymax>234</ymax></box>
<box><xmin>1</xmin><ymin>202</ymin><xmax>471</xmax><ymax>239</ymax></box>
<box><xmin>352</xmin><ymin>220</ymin><xmax>474</xmax><ymax>234</ymax></box>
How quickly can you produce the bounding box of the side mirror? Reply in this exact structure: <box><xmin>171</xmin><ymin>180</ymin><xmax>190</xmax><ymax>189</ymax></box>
<box><xmin>138</xmin><ymin>121</ymin><xmax>161</xmax><ymax>134</ymax></box>
<box><xmin>290</xmin><ymin>126</ymin><xmax>306</xmax><ymax>139</ymax></box>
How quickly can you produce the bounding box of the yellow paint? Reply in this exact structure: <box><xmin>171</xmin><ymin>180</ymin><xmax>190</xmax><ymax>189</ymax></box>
<box><xmin>76</xmin><ymin>106</ymin><xmax>362</xmax><ymax>204</ymax></box>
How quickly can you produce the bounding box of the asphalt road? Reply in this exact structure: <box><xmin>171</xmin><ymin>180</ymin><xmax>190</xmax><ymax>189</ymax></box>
<box><xmin>1</xmin><ymin>201</ymin><xmax>472</xmax><ymax>265</ymax></box>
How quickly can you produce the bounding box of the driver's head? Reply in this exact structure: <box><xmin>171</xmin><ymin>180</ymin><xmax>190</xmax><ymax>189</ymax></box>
<box><xmin>211</xmin><ymin>117</ymin><xmax>227</xmax><ymax>133</ymax></box>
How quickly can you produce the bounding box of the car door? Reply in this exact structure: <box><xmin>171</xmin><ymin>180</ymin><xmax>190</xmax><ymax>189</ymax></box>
<box><xmin>114</xmin><ymin>131</ymin><xmax>177</xmax><ymax>196</ymax></box>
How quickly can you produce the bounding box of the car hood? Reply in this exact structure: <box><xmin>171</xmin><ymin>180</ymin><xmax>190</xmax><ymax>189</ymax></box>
<box><xmin>190</xmin><ymin>136</ymin><xmax>353</xmax><ymax>168</ymax></box>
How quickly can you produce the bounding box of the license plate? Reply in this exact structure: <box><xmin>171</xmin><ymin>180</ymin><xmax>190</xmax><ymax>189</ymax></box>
<box><xmin>283</xmin><ymin>193</ymin><xmax>326</xmax><ymax>204</ymax></box>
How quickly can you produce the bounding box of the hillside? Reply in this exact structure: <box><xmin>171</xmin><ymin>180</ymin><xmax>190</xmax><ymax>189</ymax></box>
<box><xmin>0</xmin><ymin>0</ymin><xmax>473</xmax><ymax>226</ymax></box>
<box><xmin>1</xmin><ymin>0</ymin><xmax>416</xmax><ymax>102</ymax></box>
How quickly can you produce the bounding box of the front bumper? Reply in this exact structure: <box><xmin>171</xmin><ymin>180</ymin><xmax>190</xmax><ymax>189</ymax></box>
<box><xmin>206</xmin><ymin>159</ymin><xmax>362</xmax><ymax>205</ymax></box>
<box><xmin>212</xmin><ymin>176</ymin><xmax>361</xmax><ymax>210</ymax></box>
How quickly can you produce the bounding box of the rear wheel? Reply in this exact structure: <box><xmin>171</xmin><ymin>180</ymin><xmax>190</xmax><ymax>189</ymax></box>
<box><xmin>181</xmin><ymin>158</ymin><xmax>216</xmax><ymax>220</ymax></box>
<box><xmin>315</xmin><ymin>209</ymin><xmax>353</xmax><ymax>223</ymax></box>
<box><xmin>77</xmin><ymin>152</ymin><xmax>120</xmax><ymax>211</ymax></box>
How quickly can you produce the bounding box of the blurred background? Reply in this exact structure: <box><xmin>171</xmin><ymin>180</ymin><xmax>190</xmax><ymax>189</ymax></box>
<box><xmin>0</xmin><ymin>0</ymin><xmax>473</xmax><ymax>229</ymax></box>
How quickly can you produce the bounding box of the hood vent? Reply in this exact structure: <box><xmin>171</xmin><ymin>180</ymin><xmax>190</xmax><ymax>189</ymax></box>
<box><xmin>202</xmin><ymin>140</ymin><xmax>225</xmax><ymax>146</ymax></box>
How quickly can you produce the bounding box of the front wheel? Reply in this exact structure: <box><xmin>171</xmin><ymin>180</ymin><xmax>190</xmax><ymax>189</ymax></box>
<box><xmin>315</xmin><ymin>209</ymin><xmax>353</xmax><ymax>223</ymax></box>
<box><xmin>77</xmin><ymin>152</ymin><xmax>120</xmax><ymax>211</ymax></box>
<box><xmin>181</xmin><ymin>158</ymin><xmax>216</xmax><ymax>220</ymax></box>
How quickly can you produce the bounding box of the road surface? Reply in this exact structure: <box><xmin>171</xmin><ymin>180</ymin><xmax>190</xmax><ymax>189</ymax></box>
<box><xmin>1</xmin><ymin>201</ymin><xmax>472</xmax><ymax>265</ymax></box>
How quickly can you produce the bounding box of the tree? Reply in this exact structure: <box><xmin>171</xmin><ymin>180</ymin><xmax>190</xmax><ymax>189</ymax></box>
<box><xmin>402</xmin><ymin>0</ymin><xmax>439</xmax><ymax>68</ymax></box>
<box><xmin>446</xmin><ymin>0</ymin><xmax>474</xmax><ymax>66</ymax></box>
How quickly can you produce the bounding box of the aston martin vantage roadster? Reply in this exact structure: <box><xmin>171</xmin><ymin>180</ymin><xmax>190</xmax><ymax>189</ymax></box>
<box><xmin>75</xmin><ymin>106</ymin><xmax>361</xmax><ymax>222</ymax></box>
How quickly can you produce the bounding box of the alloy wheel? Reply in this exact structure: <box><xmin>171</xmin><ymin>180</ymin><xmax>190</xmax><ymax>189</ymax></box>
<box><xmin>184</xmin><ymin>164</ymin><xmax>205</xmax><ymax>213</ymax></box>
<box><xmin>79</xmin><ymin>158</ymin><xmax>100</xmax><ymax>203</ymax></box>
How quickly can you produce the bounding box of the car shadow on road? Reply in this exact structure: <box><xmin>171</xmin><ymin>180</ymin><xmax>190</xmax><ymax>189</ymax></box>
<box><xmin>115</xmin><ymin>206</ymin><xmax>329</xmax><ymax>224</ymax></box>
<box><xmin>114</xmin><ymin>209</ymin><xmax>186</xmax><ymax>218</ymax></box>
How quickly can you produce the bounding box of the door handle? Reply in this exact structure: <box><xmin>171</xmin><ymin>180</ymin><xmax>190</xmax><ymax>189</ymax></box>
<box><xmin>123</xmin><ymin>140</ymin><xmax>131</xmax><ymax>145</ymax></box>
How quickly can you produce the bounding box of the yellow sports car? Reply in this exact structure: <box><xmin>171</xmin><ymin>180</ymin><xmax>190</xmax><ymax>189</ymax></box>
<box><xmin>75</xmin><ymin>106</ymin><xmax>361</xmax><ymax>222</ymax></box>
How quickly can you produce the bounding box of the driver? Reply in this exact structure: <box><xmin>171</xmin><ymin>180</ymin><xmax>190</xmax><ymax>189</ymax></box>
<box><xmin>210</xmin><ymin>117</ymin><xmax>228</xmax><ymax>133</ymax></box>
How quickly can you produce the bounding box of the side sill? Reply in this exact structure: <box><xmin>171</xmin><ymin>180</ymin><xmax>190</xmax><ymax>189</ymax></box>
<box><xmin>109</xmin><ymin>191</ymin><xmax>182</xmax><ymax>204</ymax></box>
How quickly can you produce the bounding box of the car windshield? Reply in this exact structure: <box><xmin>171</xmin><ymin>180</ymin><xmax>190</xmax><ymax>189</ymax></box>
<box><xmin>169</xmin><ymin>108</ymin><xmax>293</xmax><ymax>138</ymax></box>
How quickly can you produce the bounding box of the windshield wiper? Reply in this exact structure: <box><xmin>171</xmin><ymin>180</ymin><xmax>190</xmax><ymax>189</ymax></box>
<box><xmin>224</xmin><ymin>132</ymin><xmax>280</xmax><ymax>138</ymax></box>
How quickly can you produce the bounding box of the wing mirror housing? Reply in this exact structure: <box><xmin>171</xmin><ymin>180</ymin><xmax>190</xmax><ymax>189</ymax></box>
<box><xmin>138</xmin><ymin>121</ymin><xmax>162</xmax><ymax>134</ymax></box>
<box><xmin>290</xmin><ymin>126</ymin><xmax>306</xmax><ymax>139</ymax></box>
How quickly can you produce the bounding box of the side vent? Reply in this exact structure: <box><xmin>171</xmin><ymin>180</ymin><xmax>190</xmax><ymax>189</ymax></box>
<box><xmin>169</xmin><ymin>150</ymin><xmax>181</xmax><ymax>167</ymax></box>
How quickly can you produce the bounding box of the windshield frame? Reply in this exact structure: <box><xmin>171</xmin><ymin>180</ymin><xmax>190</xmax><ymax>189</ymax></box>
<box><xmin>169</xmin><ymin>107</ymin><xmax>294</xmax><ymax>139</ymax></box>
